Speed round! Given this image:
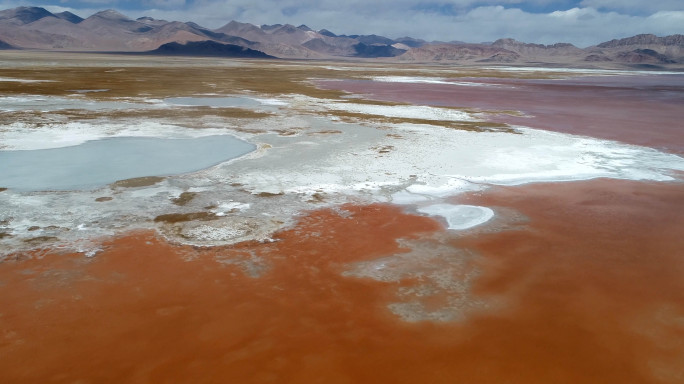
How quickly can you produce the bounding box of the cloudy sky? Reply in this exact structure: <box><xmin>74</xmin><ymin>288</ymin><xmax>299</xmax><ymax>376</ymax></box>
<box><xmin>2</xmin><ymin>0</ymin><xmax>683</xmax><ymax>46</ymax></box>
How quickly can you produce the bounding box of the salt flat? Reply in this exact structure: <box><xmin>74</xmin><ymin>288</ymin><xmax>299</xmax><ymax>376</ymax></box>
<box><xmin>1</xmin><ymin>51</ymin><xmax>683</xmax><ymax>384</ymax></box>
<box><xmin>0</xmin><ymin>53</ymin><xmax>682</xmax><ymax>256</ymax></box>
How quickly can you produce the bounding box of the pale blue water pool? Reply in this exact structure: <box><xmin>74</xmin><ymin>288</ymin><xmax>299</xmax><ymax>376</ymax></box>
<box><xmin>0</xmin><ymin>135</ymin><xmax>255</xmax><ymax>191</ymax></box>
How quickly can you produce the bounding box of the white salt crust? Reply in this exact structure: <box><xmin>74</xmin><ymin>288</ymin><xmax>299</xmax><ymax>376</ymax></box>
<box><xmin>1</xmin><ymin>91</ymin><xmax>683</xmax><ymax>257</ymax></box>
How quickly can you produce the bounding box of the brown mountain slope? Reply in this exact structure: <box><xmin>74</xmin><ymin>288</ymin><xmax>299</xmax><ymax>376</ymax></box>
<box><xmin>398</xmin><ymin>44</ymin><xmax>520</xmax><ymax>63</ymax></box>
<box><xmin>0</xmin><ymin>6</ymin><xmax>682</xmax><ymax>66</ymax></box>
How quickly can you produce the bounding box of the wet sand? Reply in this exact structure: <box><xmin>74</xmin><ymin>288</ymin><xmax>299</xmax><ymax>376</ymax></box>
<box><xmin>1</xmin><ymin>179</ymin><xmax>683</xmax><ymax>383</ymax></box>
<box><xmin>318</xmin><ymin>75</ymin><xmax>684</xmax><ymax>154</ymax></box>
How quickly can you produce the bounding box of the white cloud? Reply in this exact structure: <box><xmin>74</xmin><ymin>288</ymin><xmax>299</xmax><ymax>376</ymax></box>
<box><xmin>580</xmin><ymin>0</ymin><xmax>684</xmax><ymax>14</ymax></box>
<box><xmin>124</xmin><ymin>1</ymin><xmax>682</xmax><ymax>47</ymax></box>
<box><xmin>143</xmin><ymin>0</ymin><xmax>186</xmax><ymax>8</ymax></box>
<box><xmin>445</xmin><ymin>6</ymin><xmax>684</xmax><ymax>46</ymax></box>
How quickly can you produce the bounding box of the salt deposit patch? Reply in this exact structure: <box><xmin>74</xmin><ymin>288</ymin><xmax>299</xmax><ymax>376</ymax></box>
<box><xmin>164</xmin><ymin>96</ymin><xmax>286</xmax><ymax>109</ymax></box>
<box><xmin>0</xmin><ymin>121</ymin><xmax>234</xmax><ymax>150</ymax></box>
<box><xmin>417</xmin><ymin>204</ymin><xmax>494</xmax><ymax>230</ymax></box>
<box><xmin>228</xmin><ymin>118</ymin><xmax>684</xmax><ymax>206</ymax></box>
<box><xmin>164</xmin><ymin>217</ymin><xmax>283</xmax><ymax>247</ymax></box>
<box><xmin>326</xmin><ymin>102</ymin><xmax>475</xmax><ymax>121</ymax></box>
<box><xmin>0</xmin><ymin>77</ymin><xmax>55</xmax><ymax>83</ymax></box>
<box><xmin>0</xmin><ymin>95</ymin><xmax>155</xmax><ymax>112</ymax></box>
<box><xmin>251</xmin><ymin>98</ymin><xmax>288</xmax><ymax>106</ymax></box>
<box><xmin>184</xmin><ymin>225</ymin><xmax>249</xmax><ymax>241</ymax></box>
<box><xmin>343</xmin><ymin>239</ymin><xmax>488</xmax><ymax>322</ymax></box>
<box><xmin>482</xmin><ymin>66</ymin><xmax>684</xmax><ymax>76</ymax></box>
<box><xmin>213</xmin><ymin>201</ymin><xmax>251</xmax><ymax>216</ymax></box>
<box><xmin>371</xmin><ymin>76</ymin><xmax>502</xmax><ymax>87</ymax></box>
<box><xmin>2</xmin><ymin>86</ymin><xmax>684</xmax><ymax>256</ymax></box>
<box><xmin>69</xmin><ymin>89</ymin><xmax>110</xmax><ymax>94</ymax></box>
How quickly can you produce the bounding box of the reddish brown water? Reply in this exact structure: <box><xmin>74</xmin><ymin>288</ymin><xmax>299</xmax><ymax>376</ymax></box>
<box><xmin>318</xmin><ymin>75</ymin><xmax>684</xmax><ymax>154</ymax></box>
<box><xmin>1</xmin><ymin>179</ymin><xmax>683</xmax><ymax>383</ymax></box>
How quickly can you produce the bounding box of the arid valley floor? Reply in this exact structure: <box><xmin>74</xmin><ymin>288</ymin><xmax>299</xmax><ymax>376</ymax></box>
<box><xmin>1</xmin><ymin>52</ymin><xmax>683</xmax><ymax>383</ymax></box>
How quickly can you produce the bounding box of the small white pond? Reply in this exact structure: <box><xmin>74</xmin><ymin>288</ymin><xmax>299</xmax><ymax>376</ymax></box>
<box><xmin>0</xmin><ymin>135</ymin><xmax>255</xmax><ymax>191</ymax></box>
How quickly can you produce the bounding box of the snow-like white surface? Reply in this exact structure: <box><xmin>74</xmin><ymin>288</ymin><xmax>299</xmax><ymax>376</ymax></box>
<box><xmin>213</xmin><ymin>201</ymin><xmax>251</xmax><ymax>216</ymax></box>
<box><xmin>325</xmin><ymin>102</ymin><xmax>475</xmax><ymax>121</ymax></box>
<box><xmin>0</xmin><ymin>77</ymin><xmax>55</xmax><ymax>83</ymax></box>
<box><xmin>417</xmin><ymin>204</ymin><xmax>494</xmax><ymax>230</ymax></box>
<box><xmin>371</xmin><ymin>76</ymin><xmax>501</xmax><ymax>87</ymax></box>
<box><xmin>163</xmin><ymin>95</ymin><xmax>287</xmax><ymax>109</ymax></box>
<box><xmin>1</xmin><ymin>87</ymin><xmax>683</xmax><ymax>256</ymax></box>
<box><xmin>482</xmin><ymin>66</ymin><xmax>684</xmax><ymax>76</ymax></box>
<box><xmin>251</xmin><ymin>98</ymin><xmax>289</xmax><ymax>106</ymax></box>
<box><xmin>0</xmin><ymin>121</ymin><xmax>233</xmax><ymax>150</ymax></box>
<box><xmin>245</xmin><ymin>121</ymin><xmax>683</xmax><ymax>201</ymax></box>
<box><xmin>0</xmin><ymin>95</ymin><xmax>154</xmax><ymax>112</ymax></box>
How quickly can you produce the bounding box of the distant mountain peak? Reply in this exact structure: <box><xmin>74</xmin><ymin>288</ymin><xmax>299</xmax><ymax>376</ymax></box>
<box><xmin>261</xmin><ymin>23</ymin><xmax>283</xmax><ymax>31</ymax></box>
<box><xmin>318</xmin><ymin>29</ymin><xmax>336</xmax><ymax>37</ymax></box>
<box><xmin>274</xmin><ymin>24</ymin><xmax>298</xmax><ymax>34</ymax></box>
<box><xmin>492</xmin><ymin>38</ymin><xmax>577</xmax><ymax>51</ymax></box>
<box><xmin>0</xmin><ymin>6</ymin><xmax>54</xmax><ymax>24</ymax></box>
<box><xmin>597</xmin><ymin>34</ymin><xmax>684</xmax><ymax>48</ymax></box>
<box><xmin>92</xmin><ymin>9</ymin><xmax>130</xmax><ymax>21</ymax></box>
<box><xmin>55</xmin><ymin>11</ymin><xmax>84</xmax><ymax>24</ymax></box>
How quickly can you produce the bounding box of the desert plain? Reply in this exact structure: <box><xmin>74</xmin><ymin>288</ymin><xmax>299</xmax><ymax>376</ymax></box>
<box><xmin>1</xmin><ymin>51</ymin><xmax>683</xmax><ymax>383</ymax></box>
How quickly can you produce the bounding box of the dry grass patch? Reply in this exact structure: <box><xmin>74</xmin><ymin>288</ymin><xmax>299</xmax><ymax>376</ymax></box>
<box><xmin>255</xmin><ymin>191</ymin><xmax>284</xmax><ymax>197</ymax></box>
<box><xmin>22</xmin><ymin>236</ymin><xmax>59</xmax><ymax>244</ymax></box>
<box><xmin>172</xmin><ymin>192</ymin><xmax>198</xmax><ymax>206</ymax></box>
<box><xmin>154</xmin><ymin>212</ymin><xmax>218</xmax><ymax>223</ymax></box>
<box><xmin>326</xmin><ymin>111</ymin><xmax>515</xmax><ymax>133</ymax></box>
<box><xmin>308</xmin><ymin>130</ymin><xmax>342</xmax><ymax>136</ymax></box>
<box><xmin>111</xmin><ymin>176</ymin><xmax>165</xmax><ymax>188</ymax></box>
<box><xmin>0</xmin><ymin>63</ymin><xmax>350</xmax><ymax>100</ymax></box>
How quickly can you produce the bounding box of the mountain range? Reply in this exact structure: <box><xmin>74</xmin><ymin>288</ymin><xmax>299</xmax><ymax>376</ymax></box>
<box><xmin>1</xmin><ymin>6</ymin><xmax>683</xmax><ymax>68</ymax></box>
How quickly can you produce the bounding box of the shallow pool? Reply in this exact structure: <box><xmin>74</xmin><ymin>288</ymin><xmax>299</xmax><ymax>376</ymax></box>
<box><xmin>0</xmin><ymin>135</ymin><xmax>255</xmax><ymax>191</ymax></box>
